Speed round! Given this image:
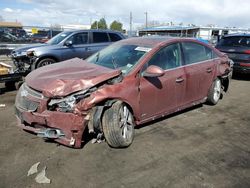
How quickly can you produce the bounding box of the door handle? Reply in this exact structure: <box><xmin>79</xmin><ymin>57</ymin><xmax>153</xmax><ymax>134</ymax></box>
<box><xmin>176</xmin><ymin>77</ymin><xmax>184</xmax><ymax>83</ymax></box>
<box><xmin>206</xmin><ymin>68</ymin><xmax>212</xmax><ymax>73</ymax></box>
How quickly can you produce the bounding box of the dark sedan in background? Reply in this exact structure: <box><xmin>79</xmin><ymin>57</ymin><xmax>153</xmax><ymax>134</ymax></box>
<box><xmin>15</xmin><ymin>37</ymin><xmax>232</xmax><ymax>149</ymax></box>
<box><xmin>216</xmin><ymin>33</ymin><xmax>250</xmax><ymax>74</ymax></box>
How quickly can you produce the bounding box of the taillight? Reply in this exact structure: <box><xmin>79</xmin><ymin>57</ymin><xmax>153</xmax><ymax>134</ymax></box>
<box><xmin>243</xmin><ymin>50</ymin><xmax>250</xmax><ymax>54</ymax></box>
<box><xmin>240</xmin><ymin>63</ymin><xmax>250</xmax><ymax>67</ymax></box>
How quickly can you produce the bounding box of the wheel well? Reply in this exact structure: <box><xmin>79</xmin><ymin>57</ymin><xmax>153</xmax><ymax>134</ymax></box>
<box><xmin>220</xmin><ymin>77</ymin><xmax>229</xmax><ymax>92</ymax></box>
<box><xmin>35</xmin><ymin>56</ymin><xmax>58</xmax><ymax>68</ymax></box>
<box><xmin>105</xmin><ymin>100</ymin><xmax>135</xmax><ymax>117</ymax></box>
<box><xmin>86</xmin><ymin>99</ymin><xmax>135</xmax><ymax>135</ymax></box>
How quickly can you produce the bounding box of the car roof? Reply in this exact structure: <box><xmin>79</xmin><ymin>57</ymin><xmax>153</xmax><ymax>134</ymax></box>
<box><xmin>115</xmin><ymin>36</ymin><xmax>199</xmax><ymax>48</ymax></box>
<box><xmin>62</xmin><ymin>29</ymin><xmax>123</xmax><ymax>34</ymax></box>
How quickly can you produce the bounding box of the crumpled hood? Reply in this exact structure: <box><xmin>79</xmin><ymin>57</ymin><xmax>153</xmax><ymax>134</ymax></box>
<box><xmin>25</xmin><ymin>58</ymin><xmax>121</xmax><ymax>98</ymax></box>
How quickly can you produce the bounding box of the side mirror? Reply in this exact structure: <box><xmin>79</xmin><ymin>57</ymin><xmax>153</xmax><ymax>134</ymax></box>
<box><xmin>143</xmin><ymin>65</ymin><xmax>165</xmax><ymax>77</ymax></box>
<box><xmin>64</xmin><ymin>40</ymin><xmax>73</xmax><ymax>46</ymax></box>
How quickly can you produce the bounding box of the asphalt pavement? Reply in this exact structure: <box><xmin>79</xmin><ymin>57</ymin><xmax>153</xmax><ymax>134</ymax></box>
<box><xmin>0</xmin><ymin>75</ymin><xmax>250</xmax><ymax>188</ymax></box>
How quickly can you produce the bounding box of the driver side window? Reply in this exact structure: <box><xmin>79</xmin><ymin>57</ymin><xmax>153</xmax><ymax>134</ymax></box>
<box><xmin>67</xmin><ymin>32</ymin><xmax>88</xmax><ymax>45</ymax></box>
<box><xmin>147</xmin><ymin>43</ymin><xmax>181</xmax><ymax>70</ymax></box>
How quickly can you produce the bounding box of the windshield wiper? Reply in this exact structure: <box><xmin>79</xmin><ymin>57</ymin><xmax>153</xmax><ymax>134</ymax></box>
<box><xmin>95</xmin><ymin>52</ymin><xmax>100</xmax><ymax>63</ymax></box>
<box><xmin>111</xmin><ymin>54</ymin><xmax>118</xmax><ymax>69</ymax></box>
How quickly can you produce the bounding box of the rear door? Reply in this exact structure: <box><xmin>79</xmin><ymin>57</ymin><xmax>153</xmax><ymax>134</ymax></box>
<box><xmin>87</xmin><ymin>32</ymin><xmax>111</xmax><ymax>55</ymax></box>
<box><xmin>181</xmin><ymin>42</ymin><xmax>216</xmax><ymax>103</ymax></box>
<box><xmin>139</xmin><ymin>43</ymin><xmax>186</xmax><ymax>120</ymax></box>
<box><xmin>108</xmin><ymin>32</ymin><xmax>123</xmax><ymax>42</ymax></box>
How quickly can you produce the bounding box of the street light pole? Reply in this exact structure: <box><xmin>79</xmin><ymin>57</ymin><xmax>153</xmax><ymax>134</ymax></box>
<box><xmin>129</xmin><ymin>12</ymin><xmax>132</xmax><ymax>37</ymax></box>
<box><xmin>144</xmin><ymin>11</ymin><xmax>148</xmax><ymax>29</ymax></box>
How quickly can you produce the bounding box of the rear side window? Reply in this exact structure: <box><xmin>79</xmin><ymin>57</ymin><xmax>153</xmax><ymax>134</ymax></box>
<box><xmin>93</xmin><ymin>32</ymin><xmax>109</xmax><ymax>43</ymax></box>
<box><xmin>218</xmin><ymin>36</ymin><xmax>250</xmax><ymax>47</ymax></box>
<box><xmin>182</xmin><ymin>42</ymin><xmax>213</xmax><ymax>65</ymax></box>
<box><xmin>109</xmin><ymin>33</ymin><xmax>122</xmax><ymax>42</ymax></box>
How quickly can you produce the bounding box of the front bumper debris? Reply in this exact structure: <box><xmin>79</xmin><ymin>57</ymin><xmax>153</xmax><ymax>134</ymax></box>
<box><xmin>15</xmin><ymin>107</ymin><xmax>86</xmax><ymax>148</ymax></box>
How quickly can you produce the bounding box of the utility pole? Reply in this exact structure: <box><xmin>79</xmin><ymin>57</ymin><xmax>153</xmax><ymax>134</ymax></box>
<box><xmin>90</xmin><ymin>17</ymin><xmax>92</xmax><ymax>26</ymax></box>
<box><xmin>144</xmin><ymin>11</ymin><xmax>148</xmax><ymax>29</ymax></box>
<box><xmin>129</xmin><ymin>12</ymin><xmax>132</xmax><ymax>37</ymax></box>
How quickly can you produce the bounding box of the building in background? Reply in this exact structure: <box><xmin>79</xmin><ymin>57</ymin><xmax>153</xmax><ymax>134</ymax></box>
<box><xmin>0</xmin><ymin>21</ymin><xmax>22</xmax><ymax>30</ymax></box>
<box><xmin>0</xmin><ymin>21</ymin><xmax>26</xmax><ymax>37</ymax></box>
<box><xmin>62</xmin><ymin>24</ymin><xmax>91</xmax><ymax>30</ymax></box>
<box><xmin>139</xmin><ymin>25</ymin><xmax>250</xmax><ymax>44</ymax></box>
<box><xmin>139</xmin><ymin>25</ymin><xmax>200</xmax><ymax>37</ymax></box>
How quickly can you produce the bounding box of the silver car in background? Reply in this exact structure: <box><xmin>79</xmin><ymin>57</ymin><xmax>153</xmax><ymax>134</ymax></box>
<box><xmin>11</xmin><ymin>29</ymin><xmax>125</xmax><ymax>71</ymax></box>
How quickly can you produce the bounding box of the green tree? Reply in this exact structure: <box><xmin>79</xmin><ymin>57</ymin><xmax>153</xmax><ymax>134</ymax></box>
<box><xmin>91</xmin><ymin>21</ymin><xmax>98</xmax><ymax>29</ymax></box>
<box><xmin>98</xmin><ymin>18</ymin><xmax>108</xmax><ymax>29</ymax></box>
<box><xmin>110</xmin><ymin>20</ymin><xmax>123</xmax><ymax>31</ymax></box>
<box><xmin>91</xmin><ymin>18</ymin><xmax>108</xmax><ymax>29</ymax></box>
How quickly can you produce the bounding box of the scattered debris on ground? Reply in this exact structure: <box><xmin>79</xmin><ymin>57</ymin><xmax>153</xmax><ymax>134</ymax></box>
<box><xmin>27</xmin><ymin>162</ymin><xmax>40</xmax><ymax>176</ymax></box>
<box><xmin>27</xmin><ymin>162</ymin><xmax>51</xmax><ymax>184</ymax></box>
<box><xmin>35</xmin><ymin>166</ymin><xmax>51</xmax><ymax>184</ymax></box>
<box><xmin>0</xmin><ymin>104</ymin><xmax>6</xmax><ymax>108</ymax></box>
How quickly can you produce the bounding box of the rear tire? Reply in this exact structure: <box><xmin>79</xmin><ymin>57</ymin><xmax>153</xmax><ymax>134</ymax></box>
<box><xmin>102</xmin><ymin>101</ymin><xmax>135</xmax><ymax>148</ymax></box>
<box><xmin>207</xmin><ymin>78</ymin><xmax>221</xmax><ymax>105</ymax></box>
<box><xmin>36</xmin><ymin>58</ymin><xmax>56</xmax><ymax>68</ymax></box>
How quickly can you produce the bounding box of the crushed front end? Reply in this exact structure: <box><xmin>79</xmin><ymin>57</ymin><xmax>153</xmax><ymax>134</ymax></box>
<box><xmin>10</xmin><ymin>50</ymin><xmax>31</xmax><ymax>72</ymax></box>
<box><xmin>15</xmin><ymin>83</ymin><xmax>89</xmax><ymax>148</ymax></box>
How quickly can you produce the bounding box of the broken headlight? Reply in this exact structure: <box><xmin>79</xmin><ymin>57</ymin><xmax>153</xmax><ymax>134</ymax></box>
<box><xmin>48</xmin><ymin>95</ymin><xmax>76</xmax><ymax>112</ymax></box>
<box><xmin>26</xmin><ymin>50</ymin><xmax>36</xmax><ymax>57</ymax></box>
<box><xmin>48</xmin><ymin>88</ymin><xmax>93</xmax><ymax>112</ymax></box>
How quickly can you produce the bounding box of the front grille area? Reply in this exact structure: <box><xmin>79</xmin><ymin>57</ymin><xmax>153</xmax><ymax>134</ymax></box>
<box><xmin>15</xmin><ymin>83</ymin><xmax>42</xmax><ymax>111</ymax></box>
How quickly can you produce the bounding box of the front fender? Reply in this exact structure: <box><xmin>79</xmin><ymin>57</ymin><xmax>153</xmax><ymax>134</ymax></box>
<box><xmin>74</xmin><ymin>77</ymin><xmax>141</xmax><ymax>121</ymax></box>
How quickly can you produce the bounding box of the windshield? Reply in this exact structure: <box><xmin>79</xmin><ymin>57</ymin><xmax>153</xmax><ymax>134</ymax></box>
<box><xmin>218</xmin><ymin>36</ymin><xmax>250</xmax><ymax>47</ymax></box>
<box><xmin>86</xmin><ymin>44</ymin><xmax>149</xmax><ymax>74</ymax></box>
<box><xmin>46</xmin><ymin>31</ymin><xmax>73</xmax><ymax>45</ymax></box>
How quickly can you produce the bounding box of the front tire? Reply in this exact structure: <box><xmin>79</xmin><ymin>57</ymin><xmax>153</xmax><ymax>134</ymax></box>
<box><xmin>102</xmin><ymin>101</ymin><xmax>135</xmax><ymax>148</ymax></box>
<box><xmin>36</xmin><ymin>58</ymin><xmax>56</xmax><ymax>68</ymax></box>
<box><xmin>207</xmin><ymin>78</ymin><xmax>222</xmax><ymax>105</ymax></box>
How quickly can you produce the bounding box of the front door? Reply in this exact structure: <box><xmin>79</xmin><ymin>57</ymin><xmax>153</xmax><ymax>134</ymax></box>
<box><xmin>139</xmin><ymin>43</ymin><xmax>185</xmax><ymax>120</ymax></box>
<box><xmin>61</xmin><ymin>32</ymin><xmax>90</xmax><ymax>60</ymax></box>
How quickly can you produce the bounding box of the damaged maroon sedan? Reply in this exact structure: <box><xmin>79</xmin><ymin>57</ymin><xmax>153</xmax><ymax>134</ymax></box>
<box><xmin>15</xmin><ymin>37</ymin><xmax>232</xmax><ymax>148</ymax></box>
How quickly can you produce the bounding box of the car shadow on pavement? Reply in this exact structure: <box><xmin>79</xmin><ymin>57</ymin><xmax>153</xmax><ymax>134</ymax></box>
<box><xmin>0</xmin><ymin>81</ymin><xmax>23</xmax><ymax>94</ymax></box>
<box><xmin>0</xmin><ymin>86</ymin><xmax>15</xmax><ymax>94</ymax></box>
<box><xmin>136</xmin><ymin>104</ymin><xmax>203</xmax><ymax>129</ymax></box>
<box><xmin>232</xmin><ymin>74</ymin><xmax>250</xmax><ymax>81</ymax></box>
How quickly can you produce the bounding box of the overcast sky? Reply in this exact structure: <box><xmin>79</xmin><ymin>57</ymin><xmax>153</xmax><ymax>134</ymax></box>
<box><xmin>1</xmin><ymin>0</ymin><xmax>250</xmax><ymax>29</ymax></box>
